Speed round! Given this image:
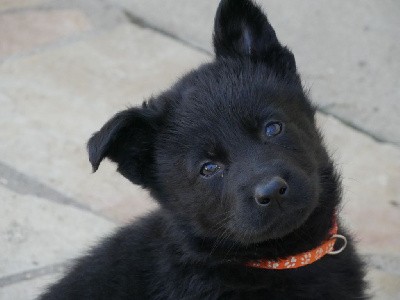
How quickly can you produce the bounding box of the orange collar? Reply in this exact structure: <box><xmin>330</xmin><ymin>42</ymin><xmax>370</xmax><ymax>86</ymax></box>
<box><xmin>246</xmin><ymin>218</ymin><xmax>347</xmax><ymax>270</ymax></box>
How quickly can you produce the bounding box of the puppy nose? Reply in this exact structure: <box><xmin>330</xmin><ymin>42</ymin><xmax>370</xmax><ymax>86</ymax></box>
<box><xmin>254</xmin><ymin>177</ymin><xmax>288</xmax><ymax>205</ymax></box>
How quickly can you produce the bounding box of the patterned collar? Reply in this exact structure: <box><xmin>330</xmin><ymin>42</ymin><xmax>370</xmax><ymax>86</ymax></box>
<box><xmin>245</xmin><ymin>217</ymin><xmax>347</xmax><ymax>270</ymax></box>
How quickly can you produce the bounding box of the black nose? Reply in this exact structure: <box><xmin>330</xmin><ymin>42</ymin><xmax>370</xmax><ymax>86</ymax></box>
<box><xmin>254</xmin><ymin>177</ymin><xmax>288</xmax><ymax>205</ymax></box>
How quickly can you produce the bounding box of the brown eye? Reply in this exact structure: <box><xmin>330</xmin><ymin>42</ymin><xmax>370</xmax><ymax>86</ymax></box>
<box><xmin>200</xmin><ymin>162</ymin><xmax>221</xmax><ymax>177</ymax></box>
<box><xmin>265</xmin><ymin>122</ymin><xmax>282</xmax><ymax>137</ymax></box>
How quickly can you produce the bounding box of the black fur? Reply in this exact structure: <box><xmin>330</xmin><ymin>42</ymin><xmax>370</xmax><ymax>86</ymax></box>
<box><xmin>40</xmin><ymin>0</ymin><xmax>366</xmax><ymax>299</ymax></box>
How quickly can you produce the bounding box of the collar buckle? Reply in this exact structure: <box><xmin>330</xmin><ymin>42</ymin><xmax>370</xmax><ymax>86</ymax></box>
<box><xmin>328</xmin><ymin>234</ymin><xmax>347</xmax><ymax>255</ymax></box>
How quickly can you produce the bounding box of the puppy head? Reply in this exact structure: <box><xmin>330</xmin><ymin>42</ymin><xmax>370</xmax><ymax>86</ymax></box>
<box><xmin>88</xmin><ymin>0</ymin><xmax>335</xmax><ymax>245</ymax></box>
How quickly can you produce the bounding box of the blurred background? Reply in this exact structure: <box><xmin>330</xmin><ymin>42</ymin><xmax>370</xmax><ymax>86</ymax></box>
<box><xmin>0</xmin><ymin>0</ymin><xmax>399</xmax><ymax>299</ymax></box>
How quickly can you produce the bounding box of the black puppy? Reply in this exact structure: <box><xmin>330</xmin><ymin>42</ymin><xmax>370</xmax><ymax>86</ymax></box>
<box><xmin>40</xmin><ymin>0</ymin><xmax>366</xmax><ymax>299</ymax></box>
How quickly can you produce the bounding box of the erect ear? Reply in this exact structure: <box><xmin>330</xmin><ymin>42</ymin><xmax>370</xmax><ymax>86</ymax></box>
<box><xmin>87</xmin><ymin>104</ymin><xmax>161</xmax><ymax>187</ymax></box>
<box><xmin>213</xmin><ymin>0</ymin><xmax>296</xmax><ymax>75</ymax></box>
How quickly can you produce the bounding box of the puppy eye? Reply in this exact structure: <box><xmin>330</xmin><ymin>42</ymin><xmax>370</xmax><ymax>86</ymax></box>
<box><xmin>265</xmin><ymin>122</ymin><xmax>282</xmax><ymax>137</ymax></box>
<box><xmin>200</xmin><ymin>162</ymin><xmax>221</xmax><ymax>177</ymax></box>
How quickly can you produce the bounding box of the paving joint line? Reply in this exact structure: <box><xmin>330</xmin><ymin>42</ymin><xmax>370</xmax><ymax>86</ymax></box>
<box><xmin>0</xmin><ymin>161</ymin><xmax>117</xmax><ymax>224</ymax></box>
<box><xmin>318</xmin><ymin>108</ymin><xmax>398</xmax><ymax>146</ymax></box>
<box><xmin>122</xmin><ymin>9</ymin><xmax>211</xmax><ymax>57</ymax></box>
<box><xmin>0</xmin><ymin>261</ymin><xmax>70</xmax><ymax>288</ymax></box>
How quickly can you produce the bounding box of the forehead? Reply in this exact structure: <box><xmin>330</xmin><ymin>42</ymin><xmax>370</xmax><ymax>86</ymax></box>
<box><xmin>168</xmin><ymin>60</ymin><xmax>306</xmax><ymax>140</ymax></box>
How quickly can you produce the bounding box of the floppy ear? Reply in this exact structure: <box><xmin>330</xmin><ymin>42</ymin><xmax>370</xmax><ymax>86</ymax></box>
<box><xmin>87</xmin><ymin>105</ymin><xmax>161</xmax><ymax>187</ymax></box>
<box><xmin>213</xmin><ymin>0</ymin><xmax>296</xmax><ymax>75</ymax></box>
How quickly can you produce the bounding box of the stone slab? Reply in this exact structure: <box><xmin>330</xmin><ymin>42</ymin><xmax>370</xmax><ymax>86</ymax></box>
<box><xmin>113</xmin><ymin>0</ymin><xmax>400</xmax><ymax>145</ymax></box>
<box><xmin>0</xmin><ymin>186</ymin><xmax>115</xmax><ymax>277</ymax></box>
<box><xmin>367</xmin><ymin>268</ymin><xmax>400</xmax><ymax>300</ymax></box>
<box><xmin>317</xmin><ymin>113</ymin><xmax>400</xmax><ymax>257</ymax></box>
<box><xmin>0</xmin><ymin>24</ymin><xmax>208</xmax><ymax>222</ymax></box>
<box><xmin>0</xmin><ymin>0</ymin><xmax>49</xmax><ymax>12</ymax></box>
<box><xmin>0</xmin><ymin>9</ymin><xmax>92</xmax><ymax>58</ymax></box>
<box><xmin>0</xmin><ymin>273</ymin><xmax>62</xmax><ymax>300</ymax></box>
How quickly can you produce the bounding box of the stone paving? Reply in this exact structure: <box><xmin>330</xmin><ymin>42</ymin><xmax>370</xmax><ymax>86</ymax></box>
<box><xmin>0</xmin><ymin>1</ymin><xmax>399</xmax><ymax>299</ymax></box>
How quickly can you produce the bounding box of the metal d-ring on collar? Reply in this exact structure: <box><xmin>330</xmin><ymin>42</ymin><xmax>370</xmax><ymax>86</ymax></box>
<box><xmin>328</xmin><ymin>234</ymin><xmax>348</xmax><ymax>255</ymax></box>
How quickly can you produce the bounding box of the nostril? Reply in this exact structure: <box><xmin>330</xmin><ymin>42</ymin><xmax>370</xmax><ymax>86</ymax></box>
<box><xmin>256</xmin><ymin>196</ymin><xmax>271</xmax><ymax>206</ymax></box>
<box><xmin>279</xmin><ymin>186</ymin><xmax>287</xmax><ymax>195</ymax></box>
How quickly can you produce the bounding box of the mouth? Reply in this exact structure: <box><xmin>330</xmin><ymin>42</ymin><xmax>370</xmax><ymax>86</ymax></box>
<box><xmin>228</xmin><ymin>207</ymin><xmax>313</xmax><ymax>244</ymax></box>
